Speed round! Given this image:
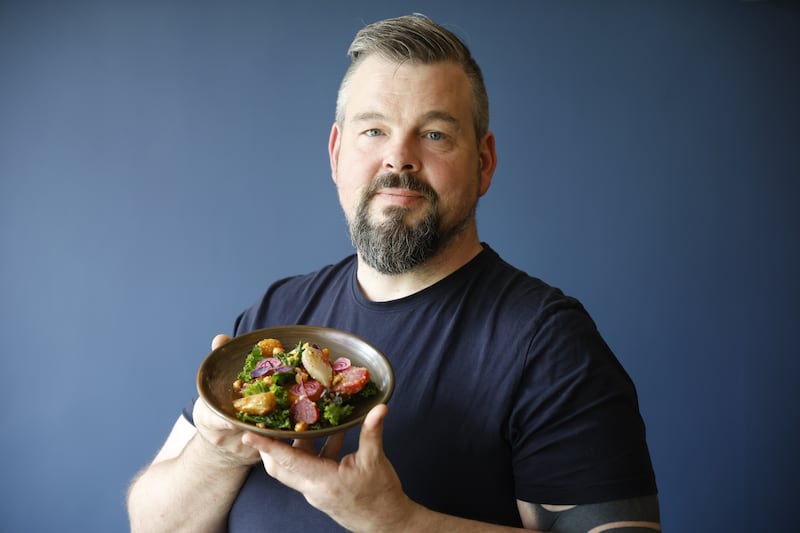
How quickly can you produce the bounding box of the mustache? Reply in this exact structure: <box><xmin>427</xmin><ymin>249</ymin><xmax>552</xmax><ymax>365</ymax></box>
<box><xmin>365</xmin><ymin>172</ymin><xmax>437</xmax><ymax>203</ymax></box>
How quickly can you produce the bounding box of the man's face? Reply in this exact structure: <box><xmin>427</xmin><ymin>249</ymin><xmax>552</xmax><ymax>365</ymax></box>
<box><xmin>329</xmin><ymin>56</ymin><xmax>495</xmax><ymax>274</ymax></box>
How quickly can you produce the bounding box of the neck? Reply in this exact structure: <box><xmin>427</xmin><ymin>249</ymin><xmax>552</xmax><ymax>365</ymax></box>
<box><xmin>355</xmin><ymin>230</ymin><xmax>483</xmax><ymax>302</ymax></box>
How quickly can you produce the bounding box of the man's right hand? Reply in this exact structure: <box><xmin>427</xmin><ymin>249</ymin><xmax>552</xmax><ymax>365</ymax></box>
<box><xmin>192</xmin><ymin>333</ymin><xmax>261</xmax><ymax>467</ymax></box>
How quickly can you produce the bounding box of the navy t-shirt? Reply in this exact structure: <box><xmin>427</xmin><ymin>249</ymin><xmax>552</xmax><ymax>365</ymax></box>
<box><xmin>186</xmin><ymin>245</ymin><xmax>656</xmax><ymax>530</ymax></box>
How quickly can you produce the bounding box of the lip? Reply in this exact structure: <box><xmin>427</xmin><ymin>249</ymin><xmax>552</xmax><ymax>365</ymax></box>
<box><xmin>374</xmin><ymin>188</ymin><xmax>425</xmax><ymax>206</ymax></box>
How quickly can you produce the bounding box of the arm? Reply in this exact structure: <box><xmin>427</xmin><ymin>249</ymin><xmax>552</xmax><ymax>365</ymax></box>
<box><xmin>351</xmin><ymin>497</ymin><xmax>661</xmax><ymax>533</ymax></box>
<box><xmin>126</xmin><ymin>335</ymin><xmax>261</xmax><ymax>533</ymax></box>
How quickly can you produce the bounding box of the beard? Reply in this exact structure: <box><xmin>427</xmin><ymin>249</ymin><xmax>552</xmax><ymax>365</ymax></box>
<box><xmin>348</xmin><ymin>172</ymin><xmax>475</xmax><ymax>275</ymax></box>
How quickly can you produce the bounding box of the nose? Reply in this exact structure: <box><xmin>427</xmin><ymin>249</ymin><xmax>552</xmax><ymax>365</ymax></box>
<box><xmin>383</xmin><ymin>135</ymin><xmax>420</xmax><ymax>173</ymax></box>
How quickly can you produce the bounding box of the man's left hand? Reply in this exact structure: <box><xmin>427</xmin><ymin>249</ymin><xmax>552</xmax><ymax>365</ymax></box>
<box><xmin>242</xmin><ymin>404</ymin><xmax>416</xmax><ymax>532</ymax></box>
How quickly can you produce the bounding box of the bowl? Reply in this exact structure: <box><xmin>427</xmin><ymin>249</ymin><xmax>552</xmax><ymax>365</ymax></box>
<box><xmin>197</xmin><ymin>325</ymin><xmax>394</xmax><ymax>439</ymax></box>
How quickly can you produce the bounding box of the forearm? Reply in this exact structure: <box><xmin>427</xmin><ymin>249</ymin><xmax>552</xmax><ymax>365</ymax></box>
<box><xmin>127</xmin><ymin>433</ymin><xmax>251</xmax><ymax>533</ymax></box>
<box><xmin>365</xmin><ymin>500</ymin><xmax>544</xmax><ymax>533</ymax></box>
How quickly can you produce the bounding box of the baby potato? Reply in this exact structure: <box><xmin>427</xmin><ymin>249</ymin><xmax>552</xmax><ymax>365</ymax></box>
<box><xmin>233</xmin><ymin>392</ymin><xmax>277</xmax><ymax>416</ymax></box>
<box><xmin>257</xmin><ymin>338</ymin><xmax>285</xmax><ymax>356</ymax></box>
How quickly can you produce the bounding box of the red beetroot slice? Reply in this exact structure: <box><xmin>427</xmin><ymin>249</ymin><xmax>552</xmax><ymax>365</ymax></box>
<box><xmin>331</xmin><ymin>366</ymin><xmax>370</xmax><ymax>395</ymax></box>
<box><xmin>289</xmin><ymin>380</ymin><xmax>323</xmax><ymax>403</ymax></box>
<box><xmin>332</xmin><ymin>357</ymin><xmax>351</xmax><ymax>371</ymax></box>
<box><xmin>290</xmin><ymin>396</ymin><xmax>319</xmax><ymax>424</ymax></box>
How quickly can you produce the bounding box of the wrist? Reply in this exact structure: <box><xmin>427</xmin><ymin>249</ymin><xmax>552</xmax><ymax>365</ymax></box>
<box><xmin>190</xmin><ymin>431</ymin><xmax>258</xmax><ymax>470</ymax></box>
<box><xmin>367</xmin><ymin>496</ymin><xmax>427</xmax><ymax>533</ymax></box>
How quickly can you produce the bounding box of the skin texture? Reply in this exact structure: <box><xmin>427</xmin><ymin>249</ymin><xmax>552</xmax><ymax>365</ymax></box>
<box><xmin>126</xmin><ymin>55</ymin><xmax>660</xmax><ymax>533</ymax></box>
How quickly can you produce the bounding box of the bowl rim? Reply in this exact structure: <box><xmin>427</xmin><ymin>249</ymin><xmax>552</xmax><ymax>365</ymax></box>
<box><xmin>196</xmin><ymin>324</ymin><xmax>395</xmax><ymax>439</ymax></box>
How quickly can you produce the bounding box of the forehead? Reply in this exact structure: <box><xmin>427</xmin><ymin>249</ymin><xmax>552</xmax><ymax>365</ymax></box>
<box><xmin>344</xmin><ymin>56</ymin><xmax>473</xmax><ymax>122</ymax></box>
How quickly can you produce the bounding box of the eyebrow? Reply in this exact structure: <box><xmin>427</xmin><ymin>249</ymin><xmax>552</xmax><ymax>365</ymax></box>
<box><xmin>351</xmin><ymin>111</ymin><xmax>386</xmax><ymax>123</ymax></box>
<box><xmin>351</xmin><ymin>110</ymin><xmax>460</xmax><ymax>127</ymax></box>
<box><xmin>421</xmin><ymin>110</ymin><xmax>459</xmax><ymax>126</ymax></box>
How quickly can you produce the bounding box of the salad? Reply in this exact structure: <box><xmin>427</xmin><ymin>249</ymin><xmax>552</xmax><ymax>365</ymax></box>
<box><xmin>232</xmin><ymin>337</ymin><xmax>378</xmax><ymax>432</ymax></box>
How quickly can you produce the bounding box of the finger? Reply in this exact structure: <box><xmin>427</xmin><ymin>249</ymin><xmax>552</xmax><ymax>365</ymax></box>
<box><xmin>357</xmin><ymin>404</ymin><xmax>388</xmax><ymax>463</ymax></box>
<box><xmin>319</xmin><ymin>431</ymin><xmax>346</xmax><ymax>459</ymax></box>
<box><xmin>244</xmin><ymin>434</ymin><xmax>322</xmax><ymax>492</ymax></box>
<box><xmin>292</xmin><ymin>438</ymin><xmax>317</xmax><ymax>455</ymax></box>
<box><xmin>363</xmin><ymin>403</ymin><xmax>388</xmax><ymax>432</ymax></box>
<box><xmin>212</xmin><ymin>333</ymin><xmax>232</xmax><ymax>350</ymax></box>
<box><xmin>241</xmin><ymin>431</ymin><xmax>275</xmax><ymax>452</ymax></box>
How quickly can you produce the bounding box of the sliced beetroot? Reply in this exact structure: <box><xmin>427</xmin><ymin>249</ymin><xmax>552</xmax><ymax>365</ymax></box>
<box><xmin>332</xmin><ymin>357</ymin><xmax>351</xmax><ymax>372</ymax></box>
<box><xmin>288</xmin><ymin>379</ymin><xmax>323</xmax><ymax>404</ymax></box>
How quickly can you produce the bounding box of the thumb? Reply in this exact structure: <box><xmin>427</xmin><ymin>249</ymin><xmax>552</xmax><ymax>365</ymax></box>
<box><xmin>212</xmin><ymin>333</ymin><xmax>232</xmax><ymax>350</ymax></box>
<box><xmin>357</xmin><ymin>403</ymin><xmax>388</xmax><ymax>462</ymax></box>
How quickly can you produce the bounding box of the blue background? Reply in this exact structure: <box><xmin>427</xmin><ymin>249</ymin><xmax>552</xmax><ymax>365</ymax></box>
<box><xmin>1</xmin><ymin>1</ymin><xmax>798</xmax><ymax>532</ymax></box>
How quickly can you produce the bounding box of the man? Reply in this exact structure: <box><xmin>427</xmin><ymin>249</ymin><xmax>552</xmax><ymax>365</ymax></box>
<box><xmin>127</xmin><ymin>14</ymin><xmax>659</xmax><ymax>532</ymax></box>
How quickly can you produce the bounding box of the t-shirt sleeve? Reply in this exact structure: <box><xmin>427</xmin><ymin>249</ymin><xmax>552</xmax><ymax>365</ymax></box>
<box><xmin>181</xmin><ymin>396</ymin><xmax>197</xmax><ymax>426</ymax></box>
<box><xmin>509</xmin><ymin>300</ymin><xmax>657</xmax><ymax>504</ymax></box>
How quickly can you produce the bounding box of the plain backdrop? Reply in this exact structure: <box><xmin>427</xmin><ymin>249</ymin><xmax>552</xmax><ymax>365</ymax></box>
<box><xmin>1</xmin><ymin>1</ymin><xmax>798</xmax><ymax>532</ymax></box>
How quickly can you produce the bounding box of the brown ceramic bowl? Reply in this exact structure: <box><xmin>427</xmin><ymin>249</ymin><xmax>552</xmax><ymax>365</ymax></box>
<box><xmin>197</xmin><ymin>325</ymin><xmax>394</xmax><ymax>439</ymax></box>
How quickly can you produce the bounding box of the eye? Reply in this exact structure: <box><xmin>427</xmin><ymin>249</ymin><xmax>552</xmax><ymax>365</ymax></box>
<box><xmin>364</xmin><ymin>128</ymin><xmax>383</xmax><ymax>137</ymax></box>
<box><xmin>425</xmin><ymin>131</ymin><xmax>445</xmax><ymax>141</ymax></box>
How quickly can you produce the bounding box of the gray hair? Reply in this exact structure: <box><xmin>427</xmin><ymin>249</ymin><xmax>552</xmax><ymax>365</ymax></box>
<box><xmin>335</xmin><ymin>14</ymin><xmax>490</xmax><ymax>143</ymax></box>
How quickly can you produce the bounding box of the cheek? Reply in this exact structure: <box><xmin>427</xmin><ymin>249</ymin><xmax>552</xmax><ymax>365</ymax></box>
<box><xmin>334</xmin><ymin>155</ymin><xmax>376</xmax><ymax>207</ymax></box>
<box><xmin>335</xmin><ymin>180</ymin><xmax>366</xmax><ymax>220</ymax></box>
<box><xmin>429</xmin><ymin>164</ymin><xmax>477</xmax><ymax>200</ymax></box>
<box><xmin>435</xmin><ymin>174</ymin><xmax>482</xmax><ymax>216</ymax></box>
<box><xmin>337</xmin><ymin>141</ymin><xmax>375</xmax><ymax>172</ymax></box>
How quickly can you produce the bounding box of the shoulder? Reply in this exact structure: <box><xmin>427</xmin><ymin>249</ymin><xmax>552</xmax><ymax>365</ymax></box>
<box><xmin>268</xmin><ymin>254</ymin><xmax>356</xmax><ymax>296</ymax></box>
<box><xmin>232</xmin><ymin>255</ymin><xmax>357</xmax><ymax>334</ymax></box>
<box><xmin>476</xmin><ymin>245</ymin><xmax>580</xmax><ymax>304</ymax></box>
<box><xmin>469</xmin><ymin>245</ymin><xmax>594</xmax><ymax>337</ymax></box>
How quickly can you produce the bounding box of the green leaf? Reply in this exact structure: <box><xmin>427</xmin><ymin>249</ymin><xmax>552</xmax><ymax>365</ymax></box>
<box><xmin>322</xmin><ymin>402</ymin><xmax>354</xmax><ymax>426</ymax></box>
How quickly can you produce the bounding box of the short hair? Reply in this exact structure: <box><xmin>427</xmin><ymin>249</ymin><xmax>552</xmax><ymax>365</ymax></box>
<box><xmin>335</xmin><ymin>14</ymin><xmax>490</xmax><ymax>143</ymax></box>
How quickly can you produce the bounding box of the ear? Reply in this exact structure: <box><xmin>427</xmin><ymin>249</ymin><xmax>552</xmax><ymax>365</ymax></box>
<box><xmin>328</xmin><ymin>123</ymin><xmax>341</xmax><ymax>184</ymax></box>
<box><xmin>478</xmin><ymin>131</ymin><xmax>497</xmax><ymax>196</ymax></box>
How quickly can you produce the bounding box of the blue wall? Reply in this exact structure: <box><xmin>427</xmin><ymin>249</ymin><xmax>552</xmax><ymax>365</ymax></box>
<box><xmin>1</xmin><ymin>1</ymin><xmax>798</xmax><ymax>531</ymax></box>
